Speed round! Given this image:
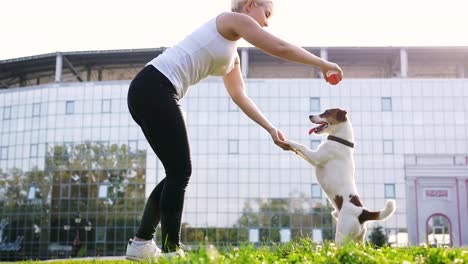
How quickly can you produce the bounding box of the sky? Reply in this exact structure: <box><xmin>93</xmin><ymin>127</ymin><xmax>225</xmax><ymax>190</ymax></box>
<box><xmin>1</xmin><ymin>0</ymin><xmax>467</xmax><ymax>60</ymax></box>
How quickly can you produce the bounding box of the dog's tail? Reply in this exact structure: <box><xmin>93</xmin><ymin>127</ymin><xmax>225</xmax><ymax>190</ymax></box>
<box><xmin>358</xmin><ymin>200</ymin><xmax>396</xmax><ymax>224</ymax></box>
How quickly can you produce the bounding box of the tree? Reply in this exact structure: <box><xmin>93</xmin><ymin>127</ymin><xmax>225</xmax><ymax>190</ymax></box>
<box><xmin>368</xmin><ymin>225</ymin><xmax>388</xmax><ymax>247</ymax></box>
<box><xmin>0</xmin><ymin>141</ymin><xmax>148</xmax><ymax>259</ymax></box>
<box><xmin>45</xmin><ymin>141</ymin><xmax>147</xmax><ymax>213</ymax></box>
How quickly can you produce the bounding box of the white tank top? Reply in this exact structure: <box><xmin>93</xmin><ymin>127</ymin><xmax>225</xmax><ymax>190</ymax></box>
<box><xmin>147</xmin><ymin>15</ymin><xmax>238</xmax><ymax>99</ymax></box>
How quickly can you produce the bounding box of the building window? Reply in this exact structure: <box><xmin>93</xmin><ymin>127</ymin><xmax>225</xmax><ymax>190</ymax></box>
<box><xmin>102</xmin><ymin>99</ymin><xmax>111</xmax><ymax>113</ymax></box>
<box><xmin>311</xmin><ymin>183</ymin><xmax>322</xmax><ymax>198</ymax></box>
<box><xmin>0</xmin><ymin>187</ymin><xmax>5</xmax><ymax>201</ymax></box>
<box><xmin>66</xmin><ymin>101</ymin><xmax>75</xmax><ymax>114</ymax></box>
<box><xmin>32</xmin><ymin>103</ymin><xmax>41</xmax><ymax>117</ymax></box>
<box><xmin>228</xmin><ymin>99</ymin><xmax>239</xmax><ymax>112</ymax></box>
<box><xmin>30</xmin><ymin>144</ymin><xmax>39</xmax><ymax>158</ymax></box>
<box><xmin>312</xmin><ymin>229</ymin><xmax>323</xmax><ymax>243</ymax></box>
<box><xmin>381</xmin><ymin>97</ymin><xmax>392</xmax><ymax>112</ymax></box>
<box><xmin>27</xmin><ymin>185</ymin><xmax>37</xmax><ymax>200</ymax></box>
<box><xmin>96</xmin><ymin>141</ymin><xmax>109</xmax><ymax>148</ymax></box>
<box><xmin>128</xmin><ymin>140</ymin><xmax>138</xmax><ymax>153</ymax></box>
<box><xmin>96</xmin><ymin>141</ymin><xmax>109</xmax><ymax>157</ymax></box>
<box><xmin>95</xmin><ymin>227</ymin><xmax>107</xmax><ymax>242</ymax></box>
<box><xmin>98</xmin><ymin>184</ymin><xmax>108</xmax><ymax>199</ymax></box>
<box><xmin>228</xmin><ymin>139</ymin><xmax>239</xmax><ymax>154</ymax></box>
<box><xmin>383</xmin><ymin>140</ymin><xmax>394</xmax><ymax>154</ymax></box>
<box><xmin>310</xmin><ymin>140</ymin><xmax>321</xmax><ymax>150</ymax></box>
<box><xmin>60</xmin><ymin>184</ymin><xmax>70</xmax><ymax>198</ymax></box>
<box><xmin>310</xmin><ymin>97</ymin><xmax>321</xmax><ymax>112</ymax></box>
<box><xmin>280</xmin><ymin>229</ymin><xmax>291</xmax><ymax>243</ymax></box>
<box><xmin>3</xmin><ymin>106</ymin><xmax>11</xmax><ymax>120</ymax></box>
<box><xmin>384</xmin><ymin>184</ymin><xmax>396</xmax><ymax>198</ymax></box>
<box><xmin>249</xmin><ymin>228</ymin><xmax>259</xmax><ymax>243</ymax></box>
<box><xmin>63</xmin><ymin>142</ymin><xmax>74</xmax><ymax>158</ymax></box>
<box><xmin>0</xmin><ymin>146</ymin><xmax>7</xmax><ymax>160</ymax></box>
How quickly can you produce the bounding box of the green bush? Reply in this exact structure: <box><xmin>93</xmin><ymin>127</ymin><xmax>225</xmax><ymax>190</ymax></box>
<box><xmin>368</xmin><ymin>225</ymin><xmax>388</xmax><ymax>248</ymax></box>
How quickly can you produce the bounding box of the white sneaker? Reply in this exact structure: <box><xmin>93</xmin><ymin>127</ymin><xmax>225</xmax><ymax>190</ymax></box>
<box><xmin>125</xmin><ymin>239</ymin><xmax>162</xmax><ymax>261</ymax></box>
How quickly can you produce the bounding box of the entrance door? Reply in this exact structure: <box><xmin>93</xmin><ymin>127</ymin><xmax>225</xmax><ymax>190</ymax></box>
<box><xmin>426</xmin><ymin>214</ymin><xmax>452</xmax><ymax>247</ymax></box>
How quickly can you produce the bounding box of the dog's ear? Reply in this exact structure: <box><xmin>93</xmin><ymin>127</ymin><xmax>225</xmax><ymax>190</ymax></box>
<box><xmin>336</xmin><ymin>109</ymin><xmax>348</xmax><ymax>122</ymax></box>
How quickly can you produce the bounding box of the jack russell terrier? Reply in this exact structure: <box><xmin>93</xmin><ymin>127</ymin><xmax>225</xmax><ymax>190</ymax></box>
<box><xmin>286</xmin><ymin>108</ymin><xmax>396</xmax><ymax>244</ymax></box>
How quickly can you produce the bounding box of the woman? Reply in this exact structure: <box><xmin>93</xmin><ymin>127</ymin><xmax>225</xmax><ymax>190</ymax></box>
<box><xmin>125</xmin><ymin>0</ymin><xmax>343</xmax><ymax>260</ymax></box>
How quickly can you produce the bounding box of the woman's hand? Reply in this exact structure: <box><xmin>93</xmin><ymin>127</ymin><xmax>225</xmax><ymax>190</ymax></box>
<box><xmin>320</xmin><ymin>61</ymin><xmax>343</xmax><ymax>83</ymax></box>
<box><xmin>269</xmin><ymin>127</ymin><xmax>292</xmax><ymax>151</ymax></box>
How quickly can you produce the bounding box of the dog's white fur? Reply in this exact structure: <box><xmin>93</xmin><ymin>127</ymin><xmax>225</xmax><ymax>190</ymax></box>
<box><xmin>286</xmin><ymin>108</ymin><xmax>396</xmax><ymax>244</ymax></box>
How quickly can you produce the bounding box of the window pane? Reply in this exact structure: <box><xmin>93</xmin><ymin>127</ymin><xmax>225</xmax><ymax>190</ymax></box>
<box><xmin>102</xmin><ymin>99</ymin><xmax>111</xmax><ymax>113</ymax></box>
<box><xmin>32</xmin><ymin>103</ymin><xmax>41</xmax><ymax>117</ymax></box>
<box><xmin>3</xmin><ymin>106</ymin><xmax>11</xmax><ymax>120</ymax></box>
<box><xmin>384</xmin><ymin>184</ymin><xmax>395</xmax><ymax>198</ymax></box>
<box><xmin>28</xmin><ymin>186</ymin><xmax>36</xmax><ymax>200</ymax></box>
<box><xmin>249</xmin><ymin>229</ymin><xmax>259</xmax><ymax>242</ymax></box>
<box><xmin>310</xmin><ymin>97</ymin><xmax>321</xmax><ymax>112</ymax></box>
<box><xmin>60</xmin><ymin>185</ymin><xmax>70</xmax><ymax>198</ymax></box>
<box><xmin>228</xmin><ymin>139</ymin><xmax>239</xmax><ymax>154</ymax></box>
<box><xmin>312</xmin><ymin>229</ymin><xmax>323</xmax><ymax>243</ymax></box>
<box><xmin>311</xmin><ymin>183</ymin><xmax>321</xmax><ymax>198</ymax></box>
<box><xmin>30</xmin><ymin>144</ymin><xmax>39</xmax><ymax>157</ymax></box>
<box><xmin>0</xmin><ymin>187</ymin><xmax>5</xmax><ymax>200</ymax></box>
<box><xmin>96</xmin><ymin>227</ymin><xmax>107</xmax><ymax>242</ymax></box>
<box><xmin>280</xmin><ymin>229</ymin><xmax>291</xmax><ymax>242</ymax></box>
<box><xmin>128</xmin><ymin>140</ymin><xmax>138</xmax><ymax>153</ymax></box>
<box><xmin>383</xmin><ymin>140</ymin><xmax>394</xmax><ymax>154</ymax></box>
<box><xmin>382</xmin><ymin>97</ymin><xmax>392</xmax><ymax>111</ymax></box>
<box><xmin>66</xmin><ymin>101</ymin><xmax>75</xmax><ymax>114</ymax></box>
<box><xmin>0</xmin><ymin>147</ymin><xmax>8</xmax><ymax>160</ymax></box>
<box><xmin>98</xmin><ymin>184</ymin><xmax>108</xmax><ymax>198</ymax></box>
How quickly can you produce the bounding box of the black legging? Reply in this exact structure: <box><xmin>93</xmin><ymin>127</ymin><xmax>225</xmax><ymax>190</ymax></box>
<box><xmin>127</xmin><ymin>65</ymin><xmax>192</xmax><ymax>252</ymax></box>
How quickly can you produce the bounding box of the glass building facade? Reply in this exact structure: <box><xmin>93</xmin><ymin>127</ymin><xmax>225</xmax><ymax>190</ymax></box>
<box><xmin>1</xmin><ymin>77</ymin><xmax>467</xmax><ymax>259</ymax></box>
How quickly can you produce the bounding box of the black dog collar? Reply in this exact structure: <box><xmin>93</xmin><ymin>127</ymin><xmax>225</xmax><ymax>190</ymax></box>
<box><xmin>327</xmin><ymin>135</ymin><xmax>354</xmax><ymax>148</ymax></box>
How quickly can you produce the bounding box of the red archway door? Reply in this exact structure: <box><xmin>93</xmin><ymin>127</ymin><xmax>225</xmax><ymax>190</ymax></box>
<box><xmin>426</xmin><ymin>214</ymin><xmax>452</xmax><ymax>247</ymax></box>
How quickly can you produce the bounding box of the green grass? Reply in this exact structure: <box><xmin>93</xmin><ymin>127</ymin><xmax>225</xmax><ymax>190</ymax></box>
<box><xmin>17</xmin><ymin>239</ymin><xmax>468</xmax><ymax>264</ymax></box>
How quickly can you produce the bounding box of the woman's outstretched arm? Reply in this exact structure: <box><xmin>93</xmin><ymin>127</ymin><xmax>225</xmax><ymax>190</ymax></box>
<box><xmin>223</xmin><ymin>55</ymin><xmax>291</xmax><ymax>150</ymax></box>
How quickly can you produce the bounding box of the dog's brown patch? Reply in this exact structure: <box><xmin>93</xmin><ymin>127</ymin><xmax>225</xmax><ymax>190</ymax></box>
<box><xmin>349</xmin><ymin>195</ymin><xmax>363</xmax><ymax>207</ymax></box>
<box><xmin>336</xmin><ymin>109</ymin><xmax>348</xmax><ymax>122</ymax></box>
<box><xmin>320</xmin><ymin>108</ymin><xmax>348</xmax><ymax>124</ymax></box>
<box><xmin>334</xmin><ymin>195</ymin><xmax>343</xmax><ymax>210</ymax></box>
<box><xmin>358</xmin><ymin>209</ymin><xmax>380</xmax><ymax>224</ymax></box>
<box><xmin>349</xmin><ymin>195</ymin><xmax>380</xmax><ymax>224</ymax></box>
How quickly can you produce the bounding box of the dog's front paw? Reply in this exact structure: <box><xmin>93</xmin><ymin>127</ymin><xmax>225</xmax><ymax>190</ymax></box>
<box><xmin>285</xmin><ymin>140</ymin><xmax>300</xmax><ymax>153</ymax></box>
<box><xmin>285</xmin><ymin>139</ymin><xmax>300</xmax><ymax>149</ymax></box>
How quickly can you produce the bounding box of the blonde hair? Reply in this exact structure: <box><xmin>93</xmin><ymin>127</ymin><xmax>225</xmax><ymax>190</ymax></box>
<box><xmin>231</xmin><ymin>0</ymin><xmax>273</xmax><ymax>12</ymax></box>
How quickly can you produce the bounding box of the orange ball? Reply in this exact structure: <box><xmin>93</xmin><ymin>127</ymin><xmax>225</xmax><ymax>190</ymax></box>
<box><xmin>327</xmin><ymin>71</ymin><xmax>340</xmax><ymax>85</ymax></box>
